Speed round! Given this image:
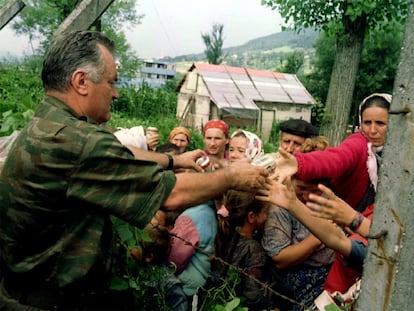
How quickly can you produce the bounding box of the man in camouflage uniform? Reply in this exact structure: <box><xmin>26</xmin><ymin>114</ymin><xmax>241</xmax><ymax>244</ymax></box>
<box><xmin>0</xmin><ymin>30</ymin><xmax>268</xmax><ymax>310</ymax></box>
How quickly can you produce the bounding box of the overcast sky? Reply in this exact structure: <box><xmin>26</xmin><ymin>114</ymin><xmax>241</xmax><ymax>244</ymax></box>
<box><xmin>0</xmin><ymin>0</ymin><xmax>283</xmax><ymax>59</ymax></box>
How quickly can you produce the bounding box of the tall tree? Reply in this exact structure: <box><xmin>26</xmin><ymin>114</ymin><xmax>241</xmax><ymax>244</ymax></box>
<box><xmin>7</xmin><ymin>0</ymin><xmax>143</xmax><ymax>77</ymax></box>
<box><xmin>202</xmin><ymin>23</ymin><xmax>225</xmax><ymax>65</ymax></box>
<box><xmin>303</xmin><ymin>22</ymin><xmax>403</xmax><ymax>128</ymax></box>
<box><xmin>261</xmin><ymin>0</ymin><xmax>407</xmax><ymax>145</ymax></box>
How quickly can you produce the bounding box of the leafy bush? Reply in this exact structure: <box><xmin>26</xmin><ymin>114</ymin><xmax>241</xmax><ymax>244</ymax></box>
<box><xmin>109</xmin><ymin>218</ymin><xmax>174</xmax><ymax>310</ymax></box>
<box><xmin>0</xmin><ymin>58</ymin><xmax>42</xmax><ymax>135</ymax></box>
<box><xmin>198</xmin><ymin>268</ymin><xmax>248</xmax><ymax>311</ymax></box>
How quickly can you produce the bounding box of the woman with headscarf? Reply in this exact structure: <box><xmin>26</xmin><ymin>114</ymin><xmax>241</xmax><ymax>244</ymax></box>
<box><xmin>199</xmin><ymin>119</ymin><xmax>231</xmax><ymax>170</ymax></box>
<box><xmin>275</xmin><ymin>93</ymin><xmax>392</xmax><ymax>212</ymax></box>
<box><xmin>228</xmin><ymin>129</ymin><xmax>264</xmax><ymax>163</ymax></box>
<box><xmin>168</xmin><ymin>126</ymin><xmax>191</xmax><ymax>154</ymax></box>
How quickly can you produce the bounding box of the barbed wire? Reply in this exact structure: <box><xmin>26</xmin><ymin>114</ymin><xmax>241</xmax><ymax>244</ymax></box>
<box><xmin>161</xmin><ymin>225</ymin><xmax>311</xmax><ymax>310</ymax></box>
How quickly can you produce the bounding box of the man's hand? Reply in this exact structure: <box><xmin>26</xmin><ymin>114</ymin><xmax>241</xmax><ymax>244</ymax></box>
<box><xmin>226</xmin><ymin>161</ymin><xmax>268</xmax><ymax>192</ymax></box>
<box><xmin>173</xmin><ymin>149</ymin><xmax>205</xmax><ymax>172</ymax></box>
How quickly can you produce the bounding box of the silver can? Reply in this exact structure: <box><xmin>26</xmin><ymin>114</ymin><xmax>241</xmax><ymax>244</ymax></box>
<box><xmin>146</xmin><ymin>127</ymin><xmax>158</xmax><ymax>138</ymax></box>
<box><xmin>196</xmin><ymin>156</ymin><xmax>214</xmax><ymax>172</ymax></box>
<box><xmin>252</xmin><ymin>154</ymin><xmax>276</xmax><ymax>172</ymax></box>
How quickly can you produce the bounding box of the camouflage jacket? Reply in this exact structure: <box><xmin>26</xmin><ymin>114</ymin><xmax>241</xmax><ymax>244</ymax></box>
<box><xmin>0</xmin><ymin>96</ymin><xmax>176</xmax><ymax>287</ymax></box>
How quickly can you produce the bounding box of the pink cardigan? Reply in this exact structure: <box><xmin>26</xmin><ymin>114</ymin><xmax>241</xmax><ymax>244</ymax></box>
<box><xmin>295</xmin><ymin>131</ymin><xmax>369</xmax><ymax>209</ymax></box>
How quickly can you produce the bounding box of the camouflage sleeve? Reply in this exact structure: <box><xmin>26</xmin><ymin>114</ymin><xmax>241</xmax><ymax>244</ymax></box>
<box><xmin>67</xmin><ymin>126</ymin><xmax>176</xmax><ymax>228</ymax></box>
<box><xmin>0</xmin><ymin>99</ymin><xmax>176</xmax><ymax>286</ymax></box>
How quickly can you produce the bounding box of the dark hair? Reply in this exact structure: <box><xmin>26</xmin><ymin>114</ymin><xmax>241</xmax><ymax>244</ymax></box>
<box><xmin>42</xmin><ymin>30</ymin><xmax>115</xmax><ymax>92</ymax></box>
<box><xmin>156</xmin><ymin>143</ymin><xmax>180</xmax><ymax>155</ymax></box>
<box><xmin>163</xmin><ymin>210</ymin><xmax>179</xmax><ymax>228</ymax></box>
<box><xmin>359</xmin><ymin>94</ymin><xmax>391</xmax><ymax>121</ymax></box>
<box><xmin>140</xmin><ymin>224</ymin><xmax>171</xmax><ymax>265</ymax></box>
<box><xmin>215</xmin><ymin>190</ymin><xmax>266</xmax><ymax>262</ymax></box>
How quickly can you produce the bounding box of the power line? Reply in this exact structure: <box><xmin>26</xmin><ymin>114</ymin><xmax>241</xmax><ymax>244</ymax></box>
<box><xmin>150</xmin><ymin>0</ymin><xmax>178</xmax><ymax>57</ymax></box>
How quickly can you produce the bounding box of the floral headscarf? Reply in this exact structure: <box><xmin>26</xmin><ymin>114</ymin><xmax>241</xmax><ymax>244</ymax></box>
<box><xmin>231</xmin><ymin>129</ymin><xmax>264</xmax><ymax>161</ymax></box>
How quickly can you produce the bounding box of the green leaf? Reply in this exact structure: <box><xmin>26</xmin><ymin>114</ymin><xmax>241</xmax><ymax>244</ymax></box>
<box><xmin>116</xmin><ymin>223</ymin><xmax>133</xmax><ymax>242</ymax></box>
<box><xmin>325</xmin><ymin>303</ymin><xmax>344</xmax><ymax>311</ymax></box>
<box><xmin>109</xmin><ymin>276</ymin><xmax>129</xmax><ymax>291</ymax></box>
<box><xmin>225</xmin><ymin>298</ymin><xmax>241</xmax><ymax>311</ymax></box>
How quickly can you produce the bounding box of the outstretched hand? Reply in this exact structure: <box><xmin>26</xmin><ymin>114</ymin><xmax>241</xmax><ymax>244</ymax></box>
<box><xmin>228</xmin><ymin>161</ymin><xmax>268</xmax><ymax>192</ymax></box>
<box><xmin>174</xmin><ymin>149</ymin><xmax>206</xmax><ymax>172</ymax></box>
<box><xmin>146</xmin><ymin>133</ymin><xmax>159</xmax><ymax>151</ymax></box>
<box><xmin>306</xmin><ymin>184</ymin><xmax>356</xmax><ymax>226</ymax></box>
<box><xmin>256</xmin><ymin>176</ymin><xmax>298</xmax><ymax>210</ymax></box>
<box><xmin>271</xmin><ymin>148</ymin><xmax>298</xmax><ymax>182</ymax></box>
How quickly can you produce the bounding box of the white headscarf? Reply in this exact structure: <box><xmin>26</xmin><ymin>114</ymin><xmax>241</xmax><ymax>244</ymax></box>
<box><xmin>230</xmin><ymin>129</ymin><xmax>264</xmax><ymax>161</ymax></box>
<box><xmin>358</xmin><ymin>93</ymin><xmax>392</xmax><ymax>191</ymax></box>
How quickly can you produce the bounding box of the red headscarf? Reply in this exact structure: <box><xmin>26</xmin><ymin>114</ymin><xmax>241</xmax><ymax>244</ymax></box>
<box><xmin>203</xmin><ymin>120</ymin><xmax>229</xmax><ymax>138</ymax></box>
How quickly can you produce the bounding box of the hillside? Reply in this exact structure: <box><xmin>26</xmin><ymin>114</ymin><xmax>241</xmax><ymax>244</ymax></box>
<box><xmin>162</xmin><ymin>29</ymin><xmax>319</xmax><ymax>73</ymax></box>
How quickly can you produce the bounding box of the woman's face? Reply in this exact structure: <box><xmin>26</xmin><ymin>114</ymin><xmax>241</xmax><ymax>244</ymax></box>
<box><xmin>361</xmin><ymin>106</ymin><xmax>389</xmax><ymax>147</ymax></box>
<box><xmin>229</xmin><ymin>136</ymin><xmax>248</xmax><ymax>163</ymax></box>
<box><xmin>170</xmin><ymin>133</ymin><xmax>189</xmax><ymax>152</ymax></box>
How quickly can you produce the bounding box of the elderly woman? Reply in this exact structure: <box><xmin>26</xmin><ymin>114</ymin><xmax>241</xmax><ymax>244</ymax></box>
<box><xmin>168</xmin><ymin>126</ymin><xmax>191</xmax><ymax>153</ymax></box>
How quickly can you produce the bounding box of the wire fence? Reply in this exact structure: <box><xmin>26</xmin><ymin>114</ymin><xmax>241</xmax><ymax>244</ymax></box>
<box><xmin>158</xmin><ymin>224</ymin><xmax>311</xmax><ymax>310</ymax></box>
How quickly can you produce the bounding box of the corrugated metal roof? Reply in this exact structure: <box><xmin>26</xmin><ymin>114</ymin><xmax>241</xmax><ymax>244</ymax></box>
<box><xmin>193</xmin><ymin>63</ymin><xmax>315</xmax><ymax>111</ymax></box>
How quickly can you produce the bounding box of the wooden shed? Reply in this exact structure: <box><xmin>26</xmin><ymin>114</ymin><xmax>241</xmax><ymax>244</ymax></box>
<box><xmin>176</xmin><ymin>63</ymin><xmax>316</xmax><ymax>142</ymax></box>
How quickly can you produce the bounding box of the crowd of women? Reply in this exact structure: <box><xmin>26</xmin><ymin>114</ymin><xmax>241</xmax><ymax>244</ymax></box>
<box><xmin>125</xmin><ymin>92</ymin><xmax>391</xmax><ymax>311</ymax></box>
<box><xmin>0</xmin><ymin>30</ymin><xmax>393</xmax><ymax>311</ymax></box>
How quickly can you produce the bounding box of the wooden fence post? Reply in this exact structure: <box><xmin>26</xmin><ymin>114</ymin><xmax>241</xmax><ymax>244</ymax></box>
<box><xmin>0</xmin><ymin>0</ymin><xmax>25</xmax><ymax>30</ymax></box>
<box><xmin>54</xmin><ymin>0</ymin><xmax>114</xmax><ymax>36</ymax></box>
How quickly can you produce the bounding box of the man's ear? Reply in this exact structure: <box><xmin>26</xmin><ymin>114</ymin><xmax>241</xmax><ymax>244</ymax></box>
<box><xmin>71</xmin><ymin>69</ymin><xmax>89</xmax><ymax>95</ymax></box>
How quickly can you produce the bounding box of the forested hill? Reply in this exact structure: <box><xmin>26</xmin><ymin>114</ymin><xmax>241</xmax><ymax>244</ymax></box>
<box><xmin>224</xmin><ymin>28</ymin><xmax>319</xmax><ymax>54</ymax></box>
<box><xmin>164</xmin><ymin>29</ymin><xmax>319</xmax><ymax>71</ymax></box>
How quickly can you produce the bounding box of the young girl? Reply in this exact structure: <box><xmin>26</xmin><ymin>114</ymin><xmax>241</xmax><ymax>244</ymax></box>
<box><xmin>214</xmin><ymin>190</ymin><xmax>287</xmax><ymax>310</ymax></box>
<box><xmin>228</xmin><ymin>129</ymin><xmax>263</xmax><ymax>163</ymax></box>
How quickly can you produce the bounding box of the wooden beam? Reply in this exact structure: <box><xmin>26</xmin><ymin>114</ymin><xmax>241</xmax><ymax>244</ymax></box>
<box><xmin>53</xmin><ymin>0</ymin><xmax>114</xmax><ymax>36</ymax></box>
<box><xmin>0</xmin><ymin>0</ymin><xmax>25</xmax><ymax>31</ymax></box>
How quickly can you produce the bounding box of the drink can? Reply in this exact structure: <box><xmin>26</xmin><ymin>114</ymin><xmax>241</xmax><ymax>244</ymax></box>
<box><xmin>146</xmin><ymin>127</ymin><xmax>158</xmax><ymax>138</ymax></box>
<box><xmin>252</xmin><ymin>154</ymin><xmax>276</xmax><ymax>172</ymax></box>
<box><xmin>196</xmin><ymin>156</ymin><xmax>214</xmax><ymax>172</ymax></box>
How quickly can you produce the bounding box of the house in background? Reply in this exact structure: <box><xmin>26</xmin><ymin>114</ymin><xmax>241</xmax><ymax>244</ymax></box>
<box><xmin>176</xmin><ymin>63</ymin><xmax>316</xmax><ymax>142</ymax></box>
<box><xmin>124</xmin><ymin>59</ymin><xmax>176</xmax><ymax>88</ymax></box>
